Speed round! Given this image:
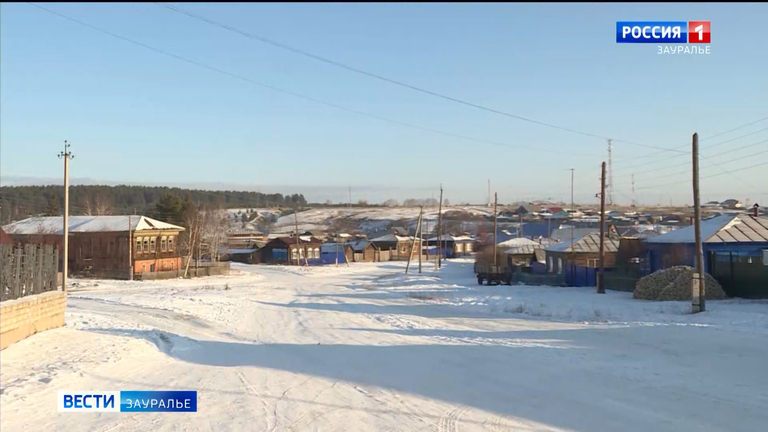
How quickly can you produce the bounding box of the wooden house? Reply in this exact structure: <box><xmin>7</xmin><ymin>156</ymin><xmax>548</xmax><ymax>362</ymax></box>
<box><xmin>3</xmin><ymin>215</ymin><xmax>185</xmax><ymax>279</ymax></box>
<box><xmin>0</xmin><ymin>227</ymin><xmax>11</xmax><ymax>245</ymax></box>
<box><xmin>369</xmin><ymin>233</ymin><xmax>415</xmax><ymax>260</ymax></box>
<box><xmin>349</xmin><ymin>240</ymin><xmax>377</xmax><ymax>262</ymax></box>
<box><xmin>645</xmin><ymin>215</ymin><xmax>768</xmax><ymax>298</ymax></box>
<box><xmin>544</xmin><ymin>228</ymin><xmax>620</xmax><ymax>275</ymax></box>
<box><xmin>258</xmin><ymin>236</ymin><xmax>324</xmax><ymax>265</ymax></box>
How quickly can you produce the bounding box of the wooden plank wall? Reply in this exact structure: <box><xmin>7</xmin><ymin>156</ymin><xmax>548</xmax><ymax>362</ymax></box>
<box><xmin>0</xmin><ymin>244</ymin><xmax>59</xmax><ymax>302</ymax></box>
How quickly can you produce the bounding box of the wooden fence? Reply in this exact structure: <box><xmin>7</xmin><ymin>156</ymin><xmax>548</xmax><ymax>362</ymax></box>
<box><xmin>1</xmin><ymin>244</ymin><xmax>60</xmax><ymax>302</ymax></box>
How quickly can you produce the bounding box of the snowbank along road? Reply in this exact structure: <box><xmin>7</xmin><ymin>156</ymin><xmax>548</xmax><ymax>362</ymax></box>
<box><xmin>2</xmin><ymin>259</ymin><xmax>767</xmax><ymax>431</ymax></box>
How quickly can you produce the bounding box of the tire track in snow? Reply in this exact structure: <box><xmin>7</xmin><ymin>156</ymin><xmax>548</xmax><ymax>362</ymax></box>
<box><xmin>236</xmin><ymin>370</ymin><xmax>272</xmax><ymax>431</ymax></box>
<box><xmin>437</xmin><ymin>405</ymin><xmax>469</xmax><ymax>432</ymax></box>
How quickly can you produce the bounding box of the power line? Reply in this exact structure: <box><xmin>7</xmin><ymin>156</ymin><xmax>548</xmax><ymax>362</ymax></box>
<box><xmin>633</xmin><ymin>158</ymin><xmax>768</xmax><ymax>191</ymax></box>
<box><xmin>610</xmin><ymin>124</ymin><xmax>768</xmax><ymax>172</ymax></box>
<box><xmin>154</xmin><ymin>2</ymin><xmax>687</xmax><ymax>154</ymax></box>
<box><xmin>610</xmin><ymin>137</ymin><xmax>768</xmax><ymax>186</ymax></box>
<box><xmin>27</xmin><ymin>3</ymin><xmax>603</xmax><ymax>159</ymax></box>
<box><xmin>576</xmin><ymin>128</ymin><xmax>768</xmax><ymax>191</ymax></box>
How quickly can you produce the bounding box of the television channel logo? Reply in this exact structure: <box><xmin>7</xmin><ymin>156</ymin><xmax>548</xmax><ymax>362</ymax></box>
<box><xmin>59</xmin><ymin>390</ymin><xmax>198</xmax><ymax>413</ymax></box>
<box><xmin>616</xmin><ymin>21</ymin><xmax>710</xmax><ymax>44</ymax></box>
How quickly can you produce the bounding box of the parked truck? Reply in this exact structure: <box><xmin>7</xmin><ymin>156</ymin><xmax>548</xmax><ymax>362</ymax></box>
<box><xmin>474</xmin><ymin>262</ymin><xmax>511</xmax><ymax>285</ymax></box>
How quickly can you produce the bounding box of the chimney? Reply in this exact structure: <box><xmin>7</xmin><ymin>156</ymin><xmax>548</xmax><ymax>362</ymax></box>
<box><xmin>754</xmin><ymin>204</ymin><xmax>759</xmax><ymax>217</ymax></box>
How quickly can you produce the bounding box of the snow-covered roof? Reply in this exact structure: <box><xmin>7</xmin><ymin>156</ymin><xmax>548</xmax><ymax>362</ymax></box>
<box><xmin>503</xmin><ymin>245</ymin><xmax>540</xmax><ymax>255</ymax></box>
<box><xmin>646</xmin><ymin>215</ymin><xmax>768</xmax><ymax>244</ymax></box>
<box><xmin>427</xmin><ymin>234</ymin><xmax>474</xmax><ymax>242</ymax></box>
<box><xmin>545</xmin><ymin>232</ymin><xmax>619</xmax><ymax>253</ymax></box>
<box><xmin>550</xmin><ymin>227</ymin><xmax>598</xmax><ymax>242</ymax></box>
<box><xmin>348</xmin><ymin>240</ymin><xmax>373</xmax><ymax>251</ymax></box>
<box><xmin>228</xmin><ymin>248</ymin><xmax>259</xmax><ymax>255</ymax></box>
<box><xmin>497</xmin><ymin>237</ymin><xmax>538</xmax><ymax>248</ymax></box>
<box><xmin>3</xmin><ymin>216</ymin><xmax>184</xmax><ymax>235</ymax></box>
<box><xmin>370</xmin><ymin>233</ymin><xmax>412</xmax><ymax>243</ymax></box>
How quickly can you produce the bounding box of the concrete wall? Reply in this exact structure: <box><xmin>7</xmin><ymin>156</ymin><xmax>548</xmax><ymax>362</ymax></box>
<box><xmin>0</xmin><ymin>290</ymin><xmax>66</xmax><ymax>350</ymax></box>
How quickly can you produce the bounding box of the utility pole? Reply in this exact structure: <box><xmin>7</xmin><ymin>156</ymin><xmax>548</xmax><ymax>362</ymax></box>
<box><xmin>405</xmin><ymin>206</ymin><xmax>423</xmax><ymax>274</ymax></box>
<box><xmin>631</xmin><ymin>174</ymin><xmax>636</xmax><ymax>208</ymax></box>
<box><xmin>436</xmin><ymin>184</ymin><xmax>444</xmax><ymax>269</ymax></box>
<box><xmin>570</xmin><ymin>168</ymin><xmax>575</xmax><ymax>277</ymax></box>
<box><xmin>418</xmin><ymin>206</ymin><xmax>423</xmax><ymax>273</ymax></box>
<box><xmin>425</xmin><ymin>215</ymin><xmax>430</xmax><ymax>260</ymax></box>
<box><xmin>184</xmin><ymin>212</ymin><xmax>198</xmax><ymax>278</ymax></box>
<box><xmin>519</xmin><ymin>212</ymin><xmax>523</xmax><ymax>239</ymax></box>
<box><xmin>195</xmin><ymin>201</ymin><xmax>201</xmax><ymax>272</ymax></box>
<box><xmin>293</xmin><ymin>205</ymin><xmax>302</xmax><ymax>266</ymax></box>
<box><xmin>487</xmin><ymin>179</ymin><xmax>491</xmax><ymax>208</ymax></box>
<box><xmin>607</xmin><ymin>139</ymin><xmax>614</xmax><ymax>206</ymax></box>
<box><xmin>57</xmin><ymin>141</ymin><xmax>73</xmax><ymax>291</ymax></box>
<box><xmin>128</xmin><ymin>215</ymin><xmax>133</xmax><ymax>280</ymax></box>
<box><xmin>493</xmin><ymin>192</ymin><xmax>498</xmax><ymax>268</ymax></box>
<box><xmin>692</xmin><ymin>133</ymin><xmax>705</xmax><ymax>313</ymax></box>
<box><xmin>598</xmin><ymin>162</ymin><xmax>607</xmax><ymax>294</ymax></box>
<box><xmin>348</xmin><ymin>186</ymin><xmax>352</xmax><ymax>208</ymax></box>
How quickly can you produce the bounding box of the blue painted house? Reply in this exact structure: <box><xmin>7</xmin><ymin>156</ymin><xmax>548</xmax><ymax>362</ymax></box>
<box><xmin>645</xmin><ymin>214</ymin><xmax>768</xmax><ymax>298</ymax></box>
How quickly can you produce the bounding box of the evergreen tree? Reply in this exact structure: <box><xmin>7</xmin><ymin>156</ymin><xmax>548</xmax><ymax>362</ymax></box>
<box><xmin>44</xmin><ymin>193</ymin><xmax>61</xmax><ymax>216</ymax></box>
<box><xmin>154</xmin><ymin>194</ymin><xmax>185</xmax><ymax>226</ymax></box>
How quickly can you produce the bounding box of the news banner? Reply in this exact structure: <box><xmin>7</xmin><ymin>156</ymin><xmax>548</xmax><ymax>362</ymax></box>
<box><xmin>58</xmin><ymin>391</ymin><xmax>197</xmax><ymax>413</ymax></box>
<box><xmin>616</xmin><ymin>21</ymin><xmax>711</xmax><ymax>55</ymax></box>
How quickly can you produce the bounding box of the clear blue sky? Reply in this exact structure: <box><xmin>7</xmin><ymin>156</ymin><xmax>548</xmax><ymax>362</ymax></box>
<box><xmin>2</xmin><ymin>3</ymin><xmax>767</xmax><ymax>205</ymax></box>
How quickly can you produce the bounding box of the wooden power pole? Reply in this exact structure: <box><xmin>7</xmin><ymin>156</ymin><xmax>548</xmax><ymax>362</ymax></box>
<box><xmin>57</xmin><ymin>141</ymin><xmax>73</xmax><ymax>291</ymax></box>
<box><xmin>436</xmin><ymin>185</ymin><xmax>444</xmax><ymax>269</ymax></box>
<box><xmin>418</xmin><ymin>206</ymin><xmax>423</xmax><ymax>274</ymax></box>
<box><xmin>128</xmin><ymin>215</ymin><xmax>133</xmax><ymax>280</ymax></box>
<box><xmin>692</xmin><ymin>132</ymin><xmax>705</xmax><ymax>313</ymax></box>
<box><xmin>294</xmin><ymin>205</ymin><xmax>304</xmax><ymax>266</ymax></box>
<box><xmin>598</xmin><ymin>162</ymin><xmax>607</xmax><ymax>294</ymax></box>
<box><xmin>405</xmin><ymin>207</ymin><xmax>423</xmax><ymax>274</ymax></box>
<box><xmin>493</xmin><ymin>192</ymin><xmax>498</xmax><ymax>267</ymax></box>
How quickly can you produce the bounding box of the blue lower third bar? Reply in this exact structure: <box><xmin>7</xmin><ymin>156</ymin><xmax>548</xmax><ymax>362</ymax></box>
<box><xmin>120</xmin><ymin>391</ymin><xmax>197</xmax><ymax>412</ymax></box>
<box><xmin>616</xmin><ymin>21</ymin><xmax>687</xmax><ymax>43</ymax></box>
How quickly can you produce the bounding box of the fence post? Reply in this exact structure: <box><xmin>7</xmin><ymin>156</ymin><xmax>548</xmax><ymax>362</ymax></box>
<box><xmin>36</xmin><ymin>245</ymin><xmax>44</xmax><ymax>295</ymax></box>
<box><xmin>13</xmin><ymin>247</ymin><xmax>22</xmax><ymax>299</ymax></box>
<box><xmin>54</xmin><ymin>247</ymin><xmax>60</xmax><ymax>289</ymax></box>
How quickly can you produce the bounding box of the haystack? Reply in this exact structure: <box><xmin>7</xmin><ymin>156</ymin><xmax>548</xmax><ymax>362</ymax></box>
<box><xmin>633</xmin><ymin>266</ymin><xmax>726</xmax><ymax>301</ymax></box>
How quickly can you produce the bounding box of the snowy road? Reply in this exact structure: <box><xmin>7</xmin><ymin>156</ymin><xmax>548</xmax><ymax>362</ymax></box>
<box><xmin>2</xmin><ymin>260</ymin><xmax>767</xmax><ymax>431</ymax></box>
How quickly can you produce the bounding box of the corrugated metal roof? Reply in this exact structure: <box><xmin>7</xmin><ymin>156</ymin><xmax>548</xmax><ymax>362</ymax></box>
<box><xmin>708</xmin><ymin>216</ymin><xmax>768</xmax><ymax>243</ymax></box>
<box><xmin>3</xmin><ymin>216</ymin><xmax>184</xmax><ymax>235</ymax></box>
<box><xmin>644</xmin><ymin>215</ymin><xmax>768</xmax><ymax>244</ymax></box>
<box><xmin>545</xmin><ymin>232</ymin><xmax>619</xmax><ymax>253</ymax></box>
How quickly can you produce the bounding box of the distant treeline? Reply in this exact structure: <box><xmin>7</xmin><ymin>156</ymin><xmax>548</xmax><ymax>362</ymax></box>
<box><xmin>0</xmin><ymin>185</ymin><xmax>306</xmax><ymax>224</ymax></box>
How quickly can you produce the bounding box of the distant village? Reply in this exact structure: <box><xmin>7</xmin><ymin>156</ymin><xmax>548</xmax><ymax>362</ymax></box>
<box><xmin>1</xmin><ymin>196</ymin><xmax>766</xmax><ymax>300</ymax></box>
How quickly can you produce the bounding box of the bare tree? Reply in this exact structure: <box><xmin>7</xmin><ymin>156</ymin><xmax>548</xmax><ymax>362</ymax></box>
<box><xmin>94</xmin><ymin>194</ymin><xmax>113</xmax><ymax>216</ymax></box>
<box><xmin>82</xmin><ymin>196</ymin><xmax>93</xmax><ymax>216</ymax></box>
<box><xmin>383</xmin><ymin>199</ymin><xmax>399</xmax><ymax>207</ymax></box>
<box><xmin>198</xmin><ymin>204</ymin><xmax>229</xmax><ymax>262</ymax></box>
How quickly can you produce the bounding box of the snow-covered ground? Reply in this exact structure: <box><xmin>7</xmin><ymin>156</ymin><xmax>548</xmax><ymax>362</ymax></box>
<box><xmin>2</xmin><ymin>260</ymin><xmax>768</xmax><ymax>431</ymax></box>
<box><xmin>271</xmin><ymin>206</ymin><xmax>493</xmax><ymax>233</ymax></box>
